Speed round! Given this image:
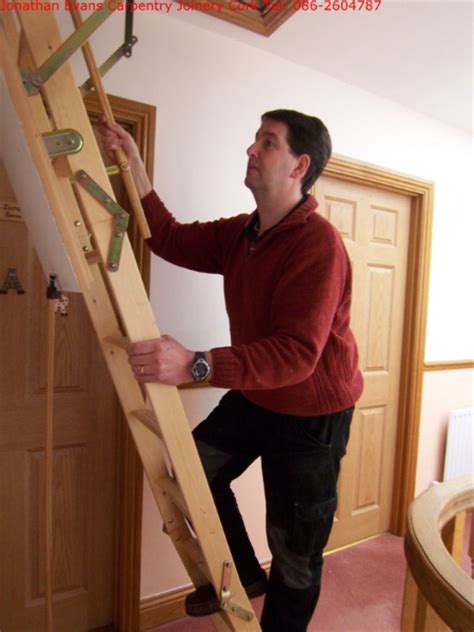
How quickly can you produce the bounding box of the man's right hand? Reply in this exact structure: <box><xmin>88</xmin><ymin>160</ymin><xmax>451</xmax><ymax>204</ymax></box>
<box><xmin>99</xmin><ymin>119</ymin><xmax>153</xmax><ymax>198</ymax></box>
<box><xmin>99</xmin><ymin>119</ymin><xmax>138</xmax><ymax>160</ymax></box>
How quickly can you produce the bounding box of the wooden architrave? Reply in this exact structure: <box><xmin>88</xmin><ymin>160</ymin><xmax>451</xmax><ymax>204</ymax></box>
<box><xmin>194</xmin><ymin>0</ymin><xmax>296</xmax><ymax>36</ymax></box>
<box><xmin>84</xmin><ymin>92</ymin><xmax>156</xmax><ymax>632</ymax></box>
<box><xmin>323</xmin><ymin>154</ymin><xmax>434</xmax><ymax>537</ymax></box>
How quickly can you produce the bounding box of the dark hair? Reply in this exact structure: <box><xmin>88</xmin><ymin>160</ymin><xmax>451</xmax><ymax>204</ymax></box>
<box><xmin>262</xmin><ymin>109</ymin><xmax>332</xmax><ymax>193</ymax></box>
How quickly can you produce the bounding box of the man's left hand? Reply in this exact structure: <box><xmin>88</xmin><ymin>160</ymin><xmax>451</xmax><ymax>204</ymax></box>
<box><xmin>127</xmin><ymin>335</ymin><xmax>195</xmax><ymax>385</ymax></box>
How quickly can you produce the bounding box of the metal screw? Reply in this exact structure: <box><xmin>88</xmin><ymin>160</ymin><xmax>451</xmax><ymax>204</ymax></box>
<box><xmin>83</xmin><ymin>246</ymin><xmax>90</xmax><ymax>252</ymax></box>
<box><xmin>74</xmin><ymin>220</ymin><xmax>81</xmax><ymax>226</ymax></box>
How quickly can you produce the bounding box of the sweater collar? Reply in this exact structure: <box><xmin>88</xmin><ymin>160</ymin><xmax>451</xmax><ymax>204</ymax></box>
<box><xmin>245</xmin><ymin>194</ymin><xmax>318</xmax><ymax>242</ymax></box>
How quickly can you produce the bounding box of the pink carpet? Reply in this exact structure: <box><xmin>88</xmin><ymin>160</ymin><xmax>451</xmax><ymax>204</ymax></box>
<box><xmin>148</xmin><ymin>533</ymin><xmax>406</xmax><ymax>631</ymax></box>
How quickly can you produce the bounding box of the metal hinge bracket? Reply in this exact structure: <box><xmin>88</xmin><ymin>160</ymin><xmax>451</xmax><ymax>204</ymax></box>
<box><xmin>220</xmin><ymin>560</ymin><xmax>254</xmax><ymax>622</ymax></box>
<box><xmin>21</xmin><ymin>5</ymin><xmax>114</xmax><ymax>96</ymax></box>
<box><xmin>75</xmin><ymin>169</ymin><xmax>129</xmax><ymax>271</ymax></box>
<box><xmin>79</xmin><ymin>36</ymin><xmax>138</xmax><ymax>98</ymax></box>
<box><xmin>43</xmin><ymin>129</ymin><xmax>84</xmax><ymax>157</ymax></box>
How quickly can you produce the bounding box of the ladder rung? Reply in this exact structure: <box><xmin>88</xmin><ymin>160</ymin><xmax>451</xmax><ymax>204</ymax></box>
<box><xmin>177</xmin><ymin>535</ymin><xmax>212</xmax><ymax>583</ymax></box>
<box><xmin>181</xmin><ymin>533</ymin><xmax>205</xmax><ymax>568</ymax></box>
<box><xmin>103</xmin><ymin>335</ymin><xmax>130</xmax><ymax>349</ymax></box>
<box><xmin>85</xmin><ymin>251</ymin><xmax>101</xmax><ymax>264</ymax></box>
<box><xmin>132</xmin><ymin>408</ymin><xmax>162</xmax><ymax>440</ymax></box>
<box><xmin>159</xmin><ymin>476</ymin><xmax>190</xmax><ymax>522</ymax></box>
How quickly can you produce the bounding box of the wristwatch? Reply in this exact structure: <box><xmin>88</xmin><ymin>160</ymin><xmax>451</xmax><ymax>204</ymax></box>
<box><xmin>191</xmin><ymin>352</ymin><xmax>211</xmax><ymax>383</ymax></box>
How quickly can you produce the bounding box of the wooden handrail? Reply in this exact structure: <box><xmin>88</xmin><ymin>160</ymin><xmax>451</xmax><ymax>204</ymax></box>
<box><xmin>403</xmin><ymin>476</ymin><xmax>474</xmax><ymax>631</ymax></box>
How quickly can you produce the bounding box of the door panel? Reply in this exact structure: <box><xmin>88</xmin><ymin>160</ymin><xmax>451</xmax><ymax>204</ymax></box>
<box><xmin>0</xmin><ymin>168</ymin><xmax>118</xmax><ymax>631</ymax></box>
<box><xmin>313</xmin><ymin>175</ymin><xmax>411</xmax><ymax>548</ymax></box>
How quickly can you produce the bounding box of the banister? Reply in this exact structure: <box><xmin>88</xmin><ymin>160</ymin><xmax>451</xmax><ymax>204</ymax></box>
<box><xmin>404</xmin><ymin>475</ymin><xmax>474</xmax><ymax>631</ymax></box>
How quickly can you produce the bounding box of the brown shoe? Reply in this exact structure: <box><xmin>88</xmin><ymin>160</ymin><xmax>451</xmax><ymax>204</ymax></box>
<box><xmin>185</xmin><ymin>574</ymin><xmax>268</xmax><ymax>617</ymax></box>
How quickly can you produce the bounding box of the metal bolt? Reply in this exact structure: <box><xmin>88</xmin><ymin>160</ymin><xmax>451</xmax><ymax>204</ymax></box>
<box><xmin>74</xmin><ymin>220</ymin><xmax>82</xmax><ymax>226</ymax></box>
<box><xmin>83</xmin><ymin>246</ymin><xmax>90</xmax><ymax>252</ymax></box>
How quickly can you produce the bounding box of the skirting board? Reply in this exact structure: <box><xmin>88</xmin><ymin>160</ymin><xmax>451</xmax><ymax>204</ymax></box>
<box><xmin>140</xmin><ymin>586</ymin><xmax>190</xmax><ymax>630</ymax></box>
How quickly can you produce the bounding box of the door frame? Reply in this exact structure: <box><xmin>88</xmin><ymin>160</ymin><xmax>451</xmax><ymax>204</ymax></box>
<box><xmin>323</xmin><ymin>155</ymin><xmax>433</xmax><ymax>536</ymax></box>
<box><xmin>84</xmin><ymin>93</ymin><xmax>155</xmax><ymax>631</ymax></box>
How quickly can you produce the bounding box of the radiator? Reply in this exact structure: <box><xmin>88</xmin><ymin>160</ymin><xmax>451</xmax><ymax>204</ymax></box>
<box><xmin>443</xmin><ymin>407</ymin><xmax>474</xmax><ymax>481</ymax></box>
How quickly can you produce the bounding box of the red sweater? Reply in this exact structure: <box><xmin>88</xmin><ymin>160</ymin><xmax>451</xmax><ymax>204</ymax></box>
<box><xmin>142</xmin><ymin>190</ymin><xmax>363</xmax><ymax>416</ymax></box>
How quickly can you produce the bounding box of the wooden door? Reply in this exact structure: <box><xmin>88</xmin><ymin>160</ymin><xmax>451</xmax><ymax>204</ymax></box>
<box><xmin>0</xmin><ymin>163</ymin><xmax>118</xmax><ymax>631</ymax></box>
<box><xmin>313</xmin><ymin>175</ymin><xmax>411</xmax><ymax>549</ymax></box>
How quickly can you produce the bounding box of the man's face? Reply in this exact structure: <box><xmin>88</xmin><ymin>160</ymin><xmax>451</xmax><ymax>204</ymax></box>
<box><xmin>245</xmin><ymin>119</ymin><xmax>302</xmax><ymax>194</ymax></box>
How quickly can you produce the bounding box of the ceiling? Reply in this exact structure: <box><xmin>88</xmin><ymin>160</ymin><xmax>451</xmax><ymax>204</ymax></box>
<box><xmin>172</xmin><ymin>1</ymin><xmax>473</xmax><ymax>132</ymax></box>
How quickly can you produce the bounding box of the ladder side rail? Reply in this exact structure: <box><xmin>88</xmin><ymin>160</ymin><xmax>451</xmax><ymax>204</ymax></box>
<box><xmin>1</xmin><ymin>44</ymin><xmax>224</xmax><ymax>618</ymax></box>
<box><xmin>0</xmin><ymin>10</ymin><xmax>20</xmax><ymax>55</ymax></box>
<box><xmin>9</xmin><ymin>12</ymin><xmax>260</xmax><ymax>630</ymax></box>
<box><xmin>4</xmin><ymin>27</ymin><xmax>215</xmax><ymax>590</ymax></box>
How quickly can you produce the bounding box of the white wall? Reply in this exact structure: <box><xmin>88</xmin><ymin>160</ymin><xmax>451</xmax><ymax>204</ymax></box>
<box><xmin>5</xmin><ymin>9</ymin><xmax>472</xmax><ymax>599</ymax></box>
<box><xmin>415</xmin><ymin>369</ymin><xmax>473</xmax><ymax>497</ymax></box>
<box><xmin>91</xmin><ymin>11</ymin><xmax>474</xmax><ymax>364</ymax></box>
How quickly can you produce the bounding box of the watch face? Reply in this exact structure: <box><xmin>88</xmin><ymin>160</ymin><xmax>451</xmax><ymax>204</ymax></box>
<box><xmin>193</xmin><ymin>362</ymin><xmax>208</xmax><ymax>378</ymax></box>
<box><xmin>192</xmin><ymin>356</ymin><xmax>210</xmax><ymax>381</ymax></box>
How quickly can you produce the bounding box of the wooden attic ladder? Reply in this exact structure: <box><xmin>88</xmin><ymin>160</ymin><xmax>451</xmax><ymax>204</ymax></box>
<box><xmin>0</xmin><ymin>8</ymin><xmax>260</xmax><ymax>631</ymax></box>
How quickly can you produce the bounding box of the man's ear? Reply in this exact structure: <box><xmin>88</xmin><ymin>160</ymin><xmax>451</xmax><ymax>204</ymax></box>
<box><xmin>291</xmin><ymin>154</ymin><xmax>311</xmax><ymax>182</ymax></box>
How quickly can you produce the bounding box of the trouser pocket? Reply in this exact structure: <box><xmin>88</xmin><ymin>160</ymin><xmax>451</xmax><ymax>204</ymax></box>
<box><xmin>289</xmin><ymin>496</ymin><xmax>337</xmax><ymax>556</ymax></box>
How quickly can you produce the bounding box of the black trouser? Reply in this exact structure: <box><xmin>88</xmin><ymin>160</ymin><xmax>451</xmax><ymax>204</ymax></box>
<box><xmin>193</xmin><ymin>390</ymin><xmax>353</xmax><ymax>632</ymax></box>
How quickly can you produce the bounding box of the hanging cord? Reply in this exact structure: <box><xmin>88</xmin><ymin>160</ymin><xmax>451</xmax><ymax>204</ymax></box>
<box><xmin>45</xmin><ymin>275</ymin><xmax>69</xmax><ymax>632</ymax></box>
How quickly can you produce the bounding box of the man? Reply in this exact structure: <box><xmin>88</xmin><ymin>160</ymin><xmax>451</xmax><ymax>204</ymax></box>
<box><xmin>101</xmin><ymin>110</ymin><xmax>363</xmax><ymax>631</ymax></box>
